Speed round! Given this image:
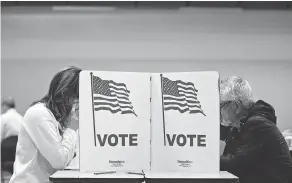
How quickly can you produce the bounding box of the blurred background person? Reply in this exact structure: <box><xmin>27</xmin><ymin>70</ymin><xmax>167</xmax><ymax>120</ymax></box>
<box><xmin>1</xmin><ymin>97</ymin><xmax>23</xmax><ymax>180</ymax></box>
<box><xmin>9</xmin><ymin>67</ymin><xmax>81</xmax><ymax>183</ymax></box>
<box><xmin>1</xmin><ymin>97</ymin><xmax>23</xmax><ymax>142</ymax></box>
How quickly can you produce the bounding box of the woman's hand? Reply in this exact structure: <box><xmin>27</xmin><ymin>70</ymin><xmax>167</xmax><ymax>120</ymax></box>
<box><xmin>67</xmin><ymin>100</ymin><xmax>79</xmax><ymax>131</ymax></box>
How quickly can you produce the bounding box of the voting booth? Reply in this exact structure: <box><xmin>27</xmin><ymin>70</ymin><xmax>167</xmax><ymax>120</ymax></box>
<box><xmin>79</xmin><ymin>70</ymin><xmax>219</xmax><ymax>173</ymax></box>
<box><xmin>50</xmin><ymin>70</ymin><xmax>237</xmax><ymax>183</ymax></box>
<box><xmin>151</xmin><ymin>72</ymin><xmax>220</xmax><ymax>173</ymax></box>
<box><xmin>79</xmin><ymin>71</ymin><xmax>151</xmax><ymax>172</ymax></box>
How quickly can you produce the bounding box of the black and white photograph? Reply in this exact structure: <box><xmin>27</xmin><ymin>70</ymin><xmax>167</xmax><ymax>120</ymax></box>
<box><xmin>1</xmin><ymin>1</ymin><xmax>292</xmax><ymax>183</ymax></box>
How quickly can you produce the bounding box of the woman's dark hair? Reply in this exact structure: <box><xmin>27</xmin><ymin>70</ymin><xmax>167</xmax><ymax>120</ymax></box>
<box><xmin>32</xmin><ymin>67</ymin><xmax>82</xmax><ymax>128</ymax></box>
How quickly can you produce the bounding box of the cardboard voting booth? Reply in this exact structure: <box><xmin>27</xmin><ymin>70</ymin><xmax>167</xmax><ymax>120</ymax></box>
<box><xmin>79</xmin><ymin>71</ymin><xmax>220</xmax><ymax>174</ymax></box>
<box><xmin>151</xmin><ymin>72</ymin><xmax>220</xmax><ymax>173</ymax></box>
<box><xmin>79</xmin><ymin>71</ymin><xmax>151</xmax><ymax>172</ymax></box>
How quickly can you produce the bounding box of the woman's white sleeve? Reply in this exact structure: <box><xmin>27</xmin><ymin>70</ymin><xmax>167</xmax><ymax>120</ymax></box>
<box><xmin>23</xmin><ymin>110</ymin><xmax>77</xmax><ymax>169</ymax></box>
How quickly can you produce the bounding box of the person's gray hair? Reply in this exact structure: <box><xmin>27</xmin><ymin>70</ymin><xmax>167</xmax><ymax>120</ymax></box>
<box><xmin>220</xmin><ymin>76</ymin><xmax>254</xmax><ymax>109</ymax></box>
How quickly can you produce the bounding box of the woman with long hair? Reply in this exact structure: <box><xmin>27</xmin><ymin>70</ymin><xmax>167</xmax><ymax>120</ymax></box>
<box><xmin>9</xmin><ymin>67</ymin><xmax>82</xmax><ymax>183</ymax></box>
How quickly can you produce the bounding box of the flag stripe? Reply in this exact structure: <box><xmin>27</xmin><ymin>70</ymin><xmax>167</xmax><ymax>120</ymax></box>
<box><xmin>176</xmin><ymin>80</ymin><xmax>194</xmax><ymax>87</ymax></box>
<box><xmin>94</xmin><ymin>94</ymin><xmax>130</xmax><ymax>103</ymax></box>
<box><xmin>111</xmin><ymin>90</ymin><xmax>129</xmax><ymax>97</ymax></box>
<box><xmin>177</xmin><ymin>83</ymin><xmax>198</xmax><ymax>92</ymax></box>
<box><xmin>111</xmin><ymin>95</ymin><xmax>130</xmax><ymax>101</ymax></box>
<box><xmin>110</xmin><ymin>93</ymin><xmax>129</xmax><ymax>100</ymax></box>
<box><xmin>177</xmin><ymin>87</ymin><xmax>195</xmax><ymax>94</ymax></box>
<box><xmin>178</xmin><ymin>89</ymin><xmax>198</xmax><ymax>96</ymax></box>
<box><xmin>164</xmin><ymin>106</ymin><xmax>205</xmax><ymax>115</ymax></box>
<box><xmin>176</xmin><ymin>80</ymin><xmax>196</xmax><ymax>88</ymax></box>
<box><xmin>121</xmin><ymin>110</ymin><xmax>136</xmax><ymax>115</ymax></box>
<box><xmin>94</xmin><ymin>95</ymin><xmax>134</xmax><ymax>109</ymax></box>
<box><xmin>164</xmin><ymin>102</ymin><xmax>201</xmax><ymax>108</ymax></box>
<box><xmin>163</xmin><ymin>96</ymin><xmax>199</xmax><ymax>104</ymax></box>
<box><xmin>178</xmin><ymin>93</ymin><xmax>197</xmax><ymax>100</ymax></box>
<box><xmin>165</xmin><ymin>105</ymin><xmax>202</xmax><ymax>111</ymax></box>
<box><xmin>94</xmin><ymin>102</ymin><xmax>133</xmax><ymax>109</ymax></box>
<box><xmin>108</xmin><ymin>81</ymin><xmax>128</xmax><ymax>91</ymax></box>
<box><xmin>108</xmin><ymin>85</ymin><xmax>130</xmax><ymax>94</ymax></box>
<box><xmin>164</xmin><ymin>104</ymin><xmax>203</xmax><ymax>112</ymax></box>
<box><xmin>190</xmin><ymin>110</ymin><xmax>206</xmax><ymax>115</ymax></box>
<box><xmin>95</xmin><ymin>106</ymin><xmax>135</xmax><ymax>113</ymax></box>
<box><xmin>94</xmin><ymin>96</ymin><xmax>131</xmax><ymax>105</ymax></box>
<box><xmin>95</xmin><ymin>107</ymin><xmax>121</xmax><ymax>113</ymax></box>
<box><xmin>164</xmin><ymin>94</ymin><xmax>198</xmax><ymax>101</ymax></box>
<box><xmin>164</xmin><ymin>94</ymin><xmax>198</xmax><ymax>100</ymax></box>
<box><xmin>165</xmin><ymin>100</ymin><xmax>200</xmax><ymax>105</ymax></box>
<box><xmin>96</xmin><ymin>106</ymin><xmax>135</xmax><ymax>113</ymax></box>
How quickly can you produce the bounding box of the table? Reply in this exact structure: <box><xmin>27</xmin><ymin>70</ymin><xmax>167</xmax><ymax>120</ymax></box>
<box><xmin>50</xmin><ymin>170</ymin><xmax>145</xmax><ymax>183</ymax></box>
<box><xmin>50</xmin><ymin>170</ymin><xmax>238</xmax><ymax>183</ymax></box>
<box><xmin>146</xmin><ymin>172</ymin><xmax>238</xmax><ymax>183</ymax></box>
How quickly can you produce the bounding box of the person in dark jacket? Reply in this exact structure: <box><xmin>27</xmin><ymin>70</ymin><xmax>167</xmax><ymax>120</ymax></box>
<box><xmin>220</xmin><ymin>76</ymin><xmax>292</xmax><ymax>183</ymax></box>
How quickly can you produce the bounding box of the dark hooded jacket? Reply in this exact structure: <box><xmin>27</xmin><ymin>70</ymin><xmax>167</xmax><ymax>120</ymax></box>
<box><xmin>220</xmin><ymin>100</ymin><xmax>292</xmax><ymax>183</ymax></box>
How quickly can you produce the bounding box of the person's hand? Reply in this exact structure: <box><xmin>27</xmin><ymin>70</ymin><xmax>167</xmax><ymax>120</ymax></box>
<box><xmin>67</xmin><ymin>101</ymin><xmax>79</xmax><ymax>131</ymax></box>
<box><xmin>221</xmin><ymin>119</ymin><xmax>231</xmax><ymax>127</ymax></box>
<box><xmin>220</xmin><ymin>115</ymin><xmax>232</xmax><ymax>127</ymax></box>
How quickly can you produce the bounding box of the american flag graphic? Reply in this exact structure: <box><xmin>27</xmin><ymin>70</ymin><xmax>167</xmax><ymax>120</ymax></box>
<box><xmin>92</xmin><ymin>75</ymin><xmax>137</xmax><ymax>116</ymax></box>
<box><xmin>162</xmin><ymin>76</ymin><xmax>206</xmax><ymax>116</ymax></box>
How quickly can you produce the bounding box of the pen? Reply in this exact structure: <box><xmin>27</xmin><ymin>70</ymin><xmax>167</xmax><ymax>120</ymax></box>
<box><xmin>126</xmin><ymin>172</ymin><xmax>144</xmax><ymax>175</ymax></box>
<box><xmin>94</xmin><ymin>171</ymin><xmax>116</xmax><ymax>175</ymax></box>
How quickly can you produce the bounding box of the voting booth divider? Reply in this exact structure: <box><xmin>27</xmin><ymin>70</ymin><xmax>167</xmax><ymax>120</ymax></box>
<box><xmin>79</xmin><ymin>71</ymin><xmax>220</xmax><ymax>175</ymax></box>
